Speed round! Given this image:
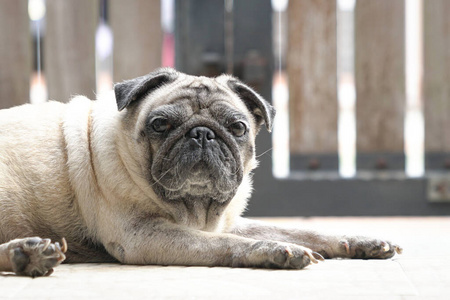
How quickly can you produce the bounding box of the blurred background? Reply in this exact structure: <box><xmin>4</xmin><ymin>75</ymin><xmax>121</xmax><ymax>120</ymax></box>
<box><xmin>0</xmin><ymin>0</ymin><xmax>449</xmax><ymax>216</ymax></box>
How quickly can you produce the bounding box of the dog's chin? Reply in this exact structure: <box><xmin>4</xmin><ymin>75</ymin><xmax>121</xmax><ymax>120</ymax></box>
<box><xmin>149</xmin><ymin>159</ymin><xmax>242</xmax><ymax>229</ymax></box>
<box><xmin>152</xmin><ymin>162</ymin><xmax>240</xmax><ymax>203</ymax></box>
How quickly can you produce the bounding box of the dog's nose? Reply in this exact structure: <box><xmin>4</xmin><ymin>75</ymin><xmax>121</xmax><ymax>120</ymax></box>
<box><xmin>187</xmin><ymin>126</ymin><xmax>216</xmax><ymax>147</ymax></box>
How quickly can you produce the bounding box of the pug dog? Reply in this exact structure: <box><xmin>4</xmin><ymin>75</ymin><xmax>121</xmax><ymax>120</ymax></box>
<box><xmin>0</xmin><ymin>68</ymin><xmax>402</xmax><ymax>277</ymax></box>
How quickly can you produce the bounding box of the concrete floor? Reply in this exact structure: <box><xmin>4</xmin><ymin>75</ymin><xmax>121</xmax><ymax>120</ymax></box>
<box><xmin>1</xmin><ymin>217</ymin><xmax>449</xmax><ymax>299</ymax></box>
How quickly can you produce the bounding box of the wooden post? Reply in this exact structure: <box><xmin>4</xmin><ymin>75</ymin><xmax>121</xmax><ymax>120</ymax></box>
<box><xmin>287</xmin><ymin>0</ymin><xmax>338</xmax><ymax>170</ymax></box>
<box><xmin>423</xmin><ymin>0</ymin><xmax>450</xmax><ymax>170</ymax></box>
<box><xmin>109</xmin><ymin>0</ymin><xmax>162</xmax><ymax>82</ymax></box>
<box><xmin>45</xmin><ymin>0</ymin><xmax>98</xmax><ymax>102</ymax></box>
<box><xmin>354</xmin><ymin>0</ymin><xmax>405</xmax><ymax>170</ymax></box>
<box><xmin>0</xmin><ymin>0</ymin><xmax>31</xmax><ymax>109</ymax></box>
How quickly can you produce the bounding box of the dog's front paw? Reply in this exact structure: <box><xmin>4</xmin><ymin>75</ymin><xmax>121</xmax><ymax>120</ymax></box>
<box><xmin>7</xmin><ymin>237</ymin><xmax>67</xmax><ymax>277</ymax></box>
<box><xmin>340</xmin><ymin>236</ymin><xmax>402</xmax><ymax>259</ymax></box>
<box><xmin>240</xmin><ymin>241</ymin><xmax>324</xmax><ymax>269</ymax></box>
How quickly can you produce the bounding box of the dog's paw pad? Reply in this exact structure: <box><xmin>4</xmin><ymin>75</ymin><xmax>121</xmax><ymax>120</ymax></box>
<box><xmin>9</xmin><ymin>237</ymin><xmax>67</xmax><ymax>277</ymax></box>
<box><xmin>344</xmin><ymin>237</ymin><xmax>402</xmax><ymax>259</ymax></box>
<box><xmin>11</xmin><ymin>247</ymin><xmax>30</xmax><ymax>273</ymax></box>
<box><xmin>269</xmin><ymin>244</ymin><xmax>323</xmax><ymax>269</ymax></box>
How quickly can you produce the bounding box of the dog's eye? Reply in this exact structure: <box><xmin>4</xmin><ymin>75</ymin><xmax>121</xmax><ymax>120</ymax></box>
<box><xmin>151</xmin><ymin>118</ymin><xmax>172</xmax><ymax>133</ymax></box>
<box><xmin>229</xmin><ymin>121</ymin><xmax>247</xmax><ymax>137</ymax></box>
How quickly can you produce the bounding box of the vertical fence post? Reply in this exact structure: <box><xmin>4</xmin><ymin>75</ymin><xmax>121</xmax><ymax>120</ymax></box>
<box><xmin>423</xmin><ymin>0</ymin><xmax>450</xmax><ymax>170</ymax></box>
<box><xmin>45</xmin><ymin>0</ymin><xmax>98</xmax><ymax>102</ymax></box>
<box><xmin>0</xmin><ymin>0</ymin><xmax>31</xmax><ymax>109</ymax></box>
<box><xmin>109</xmin><ymin>0</ymin><xmax>162</xmax><ymax>82</ymax></box>
<box><xmin>231</xmin><ymin>0</ymin><xmax>274</xmax><ymax>212</ymax></box>
<box><xmin>174</xmin><ymin>0</ymin><xmax>225</xmax><ymax>76</ymax></box>
<box><xmin>354</xmin><ymin>0</ymin><xmax>405</xmax><ymax>171</ymax></box>
<box><xmin>287</xmin><ymin>0</ymin><xmax>338</xmax><ymax>171</ymax></box>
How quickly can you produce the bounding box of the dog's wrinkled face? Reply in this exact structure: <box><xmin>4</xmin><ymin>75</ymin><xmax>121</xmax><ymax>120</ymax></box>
<box><xmin>148</xmin><ymin>95</ymin><xmax>246</xmax><ymax>203</ymax></box>
<box><xmin>114</xmin><ymin>68</ymin><xmax>275</xmax><ymax>228</ymax></box>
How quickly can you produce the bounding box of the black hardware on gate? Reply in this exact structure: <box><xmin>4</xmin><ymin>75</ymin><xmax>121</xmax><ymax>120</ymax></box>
<box><xmin>375</xmin><ymin>158</ymin><xmax>389</xmax><ymax>170</ymax></box>
<box><xmin>444</xmin><ymin>158</ymin><xmax>450</xmax><ymax>170</ymax></box>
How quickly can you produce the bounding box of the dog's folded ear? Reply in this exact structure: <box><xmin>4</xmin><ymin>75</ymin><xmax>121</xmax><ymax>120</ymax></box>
<box><xmin>114</xmin><ymin>68</ymin><xmax>178</xmax><ymax>111</ymax></box>
<box><xmin>226</xmin><ymin>79</ymin><xmax>276</xmax><ymax>132</ymax></box>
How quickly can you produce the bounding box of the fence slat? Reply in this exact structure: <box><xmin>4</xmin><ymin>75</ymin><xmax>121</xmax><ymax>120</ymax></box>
<box><xmin>287</xmin><ymin>0</ymin><xmax>338</xmax><ymax>169</ymax></box>
<box><xmin>354</xmin><ymin>0</ymin><xmax>405</xmax><ymax>169</ymax></box>
<box><xmin>0</xmin><ymin>0</ymin><xmax>31</xmax><ymax>109</ymax></box>
<box><xmin>424</xmin><ymin>0</ymin><xmax>450</xmax><ymax>169</ymax></box>
<box><xmin>109</xmin><ymin>0</ymin><xmax>162</xmax><ymax>82</ymax></box>
<box><xmin>44</xmin><ymin>0</ymin><xmax>98</xmax><ymax>102</ymax></box>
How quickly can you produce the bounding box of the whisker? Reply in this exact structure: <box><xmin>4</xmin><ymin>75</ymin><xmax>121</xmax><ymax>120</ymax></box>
<box><xmin>256</xmin><ymin>148</ymin><xmax>273</xmax><ymax>158</ymax></box>
<box><xmin>150</xmin><ymin>166</ymin><xmax>175</xmax><ymax>187</ymax></box>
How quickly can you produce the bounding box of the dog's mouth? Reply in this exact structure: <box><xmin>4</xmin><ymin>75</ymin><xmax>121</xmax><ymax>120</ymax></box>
<box><xmin>150</xmin><ymin>127</ymin><xmax>243</xmax><ymax>203</ymax></box>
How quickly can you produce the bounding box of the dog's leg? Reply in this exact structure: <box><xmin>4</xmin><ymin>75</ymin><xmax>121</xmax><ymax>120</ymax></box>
<box><xmin>0</xmin><ymin>237</ymin><xmax>67</xmax><ymax>277</ymax></box>
<box><xmin>229</xmin><ymin>218</ymin><xmax>402</xmax><ymax>259</ymax></box>
<box><xmin>103</xmin><ymin>221</ymin><xmax>324</xmax><ymax>269</ymax></box>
